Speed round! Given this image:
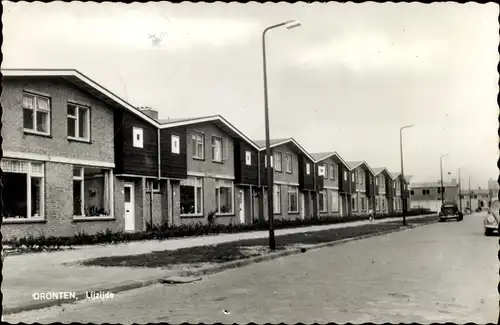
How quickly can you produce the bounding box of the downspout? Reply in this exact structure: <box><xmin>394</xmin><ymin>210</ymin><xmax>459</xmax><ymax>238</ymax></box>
<box><xmin>151</xmin><ymin>128</ymin><xmax>160</xmax><ymax>229</ymax></box>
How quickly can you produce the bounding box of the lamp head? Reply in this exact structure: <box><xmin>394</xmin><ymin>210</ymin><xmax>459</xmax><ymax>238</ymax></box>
<box><xmin>285</xmin><ymin>20</ymin><xmax>301</xmax><ymax>29</ymax></box>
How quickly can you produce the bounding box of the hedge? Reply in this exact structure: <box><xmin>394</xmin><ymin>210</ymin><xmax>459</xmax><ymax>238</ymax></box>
<box><xmin>3</xmin><ymin>210</ymin><xmax>435</xmax><ymax>250</ymax></box>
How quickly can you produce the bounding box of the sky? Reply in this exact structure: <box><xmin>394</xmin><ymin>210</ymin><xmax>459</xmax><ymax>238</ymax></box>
<box><xmin>2</xmin><ymin>2</ymin><xmax>499</xmax><ymax>188</ymax></box>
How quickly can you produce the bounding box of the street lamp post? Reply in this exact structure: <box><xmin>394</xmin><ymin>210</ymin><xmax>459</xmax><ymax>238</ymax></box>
<box><xmin>458</xmin><ymin>168</ymin><xmax>462</xmax><ymax>212</ymax></box>
<box><xmin>439</xmin><ymin>154</ymin><xmax>449</xmax><ymax>205</ymax></box>
<box><xmin>262</xmin><ymin>20</ymin><xmax>301</xmax><ymax>250</ymax></box>
<box><xmin>400</xmin><ymin>124</ymin><xmax>414</xmax><ymax>226</ymax></box>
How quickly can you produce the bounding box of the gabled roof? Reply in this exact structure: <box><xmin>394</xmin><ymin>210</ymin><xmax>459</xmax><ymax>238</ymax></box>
<box><xmin>2</xmin><ymin>69</ymin><xmax>260</xmax><ymax>151</ymax></box>
<box><xmin>390</xmin><ymin>172</ymin><xmax>409</xmax><ymax>183</ymax></box>
<box><xmin>372</xmin><ymin>167</ymin><xmax>391</xmax><ymax>177</ymax></box>
<box><xmin>2</xmin><ymin>68</ymin><xmax>159</xmax><ymax>126</ymax></box>
<box><xmin>252</xmin><ymin>138</ymin><xmax>314</xmax><ymax>162</ymax></box>
<box><xmin>309</xmin><ymin>151</ymin><xmax>349</xmax><ymax>168</ymax></box>
<box><xmin>345</xmin><ymin>160</ymin><xmax>375</xmax><ymax>175</ymax></box>
<box><xmin>159</xmin><ymin>115</ymin><xmax>260</xmax><ymax>151</ymax></box>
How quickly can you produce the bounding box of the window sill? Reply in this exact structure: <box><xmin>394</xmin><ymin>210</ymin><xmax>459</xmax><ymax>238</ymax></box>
<box><xmin>68</xmin><ymin>137</ymin><xmax>91</xmax><ymax>144</ymax></box>
<box><xmin>288</xmin><ymin>211</ymin><xmax>299</xmax><ymax>214</ymax></box>
<box><xmin>72</xmin><ymin>216</ymin><xmax>115</xmax><ymax>222</ymax></box>
<box><xmin>216</xmin><ymin>213</ymin><xmax>235</xmax><ymax>217</ymax></box>
<box><xmin>2</xmin><ymin>218</ymin><xmax>46</xmax><ymax>224</ymax></box>
<box><xmin>193</xmin><ymin>157</ymin><xmax>205</xmax><ymax>161</ymax></box>
<box><xmin>180</xmin><ymin>214</ymin><xmax>204</xmax><ymax>218</ymax></box>
<box><xmin>24</xmin><ymin>130</ymin><xmax>51</xmax><ymax>138</ymax></box>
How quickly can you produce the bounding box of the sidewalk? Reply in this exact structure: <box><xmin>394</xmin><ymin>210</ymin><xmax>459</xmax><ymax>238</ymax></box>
<box><xmin>2</xmin><ymin>214</ymin><xmax>433</xmax><ymax>313</ymax></box>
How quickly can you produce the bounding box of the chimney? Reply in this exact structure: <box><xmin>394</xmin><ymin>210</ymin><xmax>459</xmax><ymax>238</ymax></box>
<box><xmin>138</xmin><ymin>106</ymin><xmax>158</xmax><ymax>120</ymax></box>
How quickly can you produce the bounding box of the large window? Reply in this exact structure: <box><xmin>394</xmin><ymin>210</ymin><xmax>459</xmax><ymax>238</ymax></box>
<box><xmin>211</xmin><ymin>136</ymin><xmax>222</xmax><ymax>162</ymax></box>
<box><xmin>215</xmin><ymin>179</ymin><xmax>233</xmax><ymax>214</ymax></box>
<box><xmin>274</xmin><ymin>152</ymin><xmax>282</xmax><ymax>172</ymax></box>
<box><xmin>331</xmin><ymin>191</ymin><xmax>339</xmax><ymax>212</ymax></box>
<box><xmin>273</xmin><ymin>184</ymin><xmax>281</xmax><ymax>214</ymax></box>
<box><xmin>180</xmin><ymin>177</ymin><xmax>203</xmax><ymax>215</ymax></box>
<box><xmin>23</xmin><ymin>93</ymin><xmax>51</xmax><ymax>135</ymax></box>
<box><xmin>285</xmin><ymin>153</ymin><xmax>292</xmax><ymax>173</ymax></box>
<box><xmin>288</xmin><ymin>186</ymin><xmax>299</xmax><ymax>213</ymax></box>
<box><xmin>192</xmin><ymin>133</ymin><xmax>205</xmax><ymax>159</ymax></box>
<box><xmin>2</xmin><ymin>159</ymin><xmax>45</xmax><ymax>219</ymax></box>
<box><xmin>73</xmin><ymin>166</ymin><xmax>112</xmax><ymax>218</ymax></box>
<box><xmin>319</xmin><ymin>191</ymin><xmax>327</xmax><ymax>212</ymax></box>
<box><xmin>67</xmin><ymin>103</ymin><xmax>90</xmax><ymax>141</ymax></box>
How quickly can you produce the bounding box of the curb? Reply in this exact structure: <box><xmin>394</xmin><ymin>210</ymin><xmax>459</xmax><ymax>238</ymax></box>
<box><xmin>2</xmin><ymin>218</ymin><xmax>437</xmax><ymax>316</ymax></box>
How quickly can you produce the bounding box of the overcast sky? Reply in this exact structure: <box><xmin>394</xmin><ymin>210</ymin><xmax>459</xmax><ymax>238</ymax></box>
<box><xmin>3</xmin><ymin>2</ymin><xmax>498</xmax><ymax>188</ymax></box>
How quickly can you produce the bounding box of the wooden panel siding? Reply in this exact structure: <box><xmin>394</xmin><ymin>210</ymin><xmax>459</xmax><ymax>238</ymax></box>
<box><xmin>298</xmin><ymin>155</ymin><xmax>315</xmax><ymax>191</ymax></box>
<box><xmin>339</xmin><ymin>165</ymin><xmax>352</xmax><ymax>193</ymax></box>
<box><xmin>160</xmin><ymin>126</ymin><xmax>188</xmax><ymax>179</ymax></box>
<box><xmin>115</xmin><ymin>111</ymin><xmax>158</xmax><ymax>177</ymax></box>
<box><xmin>234</xmin><ymin>140</ymin><xmax>259</xmax><ymax>186</ymax></box>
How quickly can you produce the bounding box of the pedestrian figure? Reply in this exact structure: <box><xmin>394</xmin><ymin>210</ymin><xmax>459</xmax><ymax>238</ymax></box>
<box><xmin>368</xmin><ymin>208</ymin><xmax>375</xmax><ymax>222</ymax></box>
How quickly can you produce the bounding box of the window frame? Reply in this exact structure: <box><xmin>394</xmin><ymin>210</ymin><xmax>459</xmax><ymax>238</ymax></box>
<box><xmin>324</xmin><ymin>163</ymin><xmax>329</xmax><ymax>179</ymax></box>
<box><xmin>285</xmin><ymin>153</ymin><xmax>293</xmax><ymax>173</ymax></box>
<box><xmin>67</xmin><ymin>102</ymin><xmax>91</xmax><ymax>142</ymax></box>
<box><xmin>331</xmin><ymin>191</ymin><xmax>339</xmax><ymax>212</ymax></box>
<box><xmin>22</xmin><ymin>92</ymin><xmax>51</xmax><ymax>136</ymax></box>
<box><xmin>171</xmin><ymin>134</ymin><xmax>180</xmax><ymax>154</ymax></box>
<box><xmin>132</xmin><ymin>127</ymin><xmax>144</xmax><ymax>148</ymax></box>
<box><xmin>222</xmin><ymin>138</ymin><xmax>229</xmax><ymax>161</ymax></box>
<box><xmin>1</xmin><ymin>159</ymin><xmax>45</xmax><ymax>220</ymax></box>
<box><xmin>211</xmin><ymin>135</ymin><xmax>223</xmax><ymax>163</ymax></box>
<box><xmin>330</xmin><ymin>164</ymin><xmax>335</xmax><ymax>180</ymax></box>
<box><xmin>72</xmin><ymin>166</ymin><xmax>113</xmax><ymax>219</ymax></box>
<box><xmin>245</xmin><ymin>151</ymin><xmax>252</xmax><ymax>166</ymax></box>
<box><xmin>146</xmin><ymin>179</ymin><xmax>161</xmax><ymax>193</ymax></box>
<box><xmin>192</xmin><ymin>132</ymin><xmax>205</xmax><ymax>160</ymax></box>
<box><xmin>215</xmin><ymin>179</ymin><xmax>234</xmax><ymax>215</ymax></box>
<box><xmin>361</xmin><ymin>196</ymin><xmax>366</xmax><ymax>211</ymax></box>
<box><xmin>287</xmin><ymin>186</ymin><xmax>299</xmax><ymax>213</ymax></box>
<box><xmin>306</xmin><ymin>163</ymin><xmax>311</xmax><ymax>175</ymax></box>
<box><xmin>180</xmin><ymin>177</ymin><xmax>204</xmax><ymax>216</ymax></box>
<box><xmin>274</xmin><ymin>151</ymin><xmax>283</xmax><ymax>172</ymax></box>
<box><xmin>352</xmin><ymin>194</ymin><xmax>358</xmax><ymax>211</ymax></box>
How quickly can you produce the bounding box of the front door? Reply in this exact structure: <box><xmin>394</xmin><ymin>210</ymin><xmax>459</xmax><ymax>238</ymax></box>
<box><xmin>300</xmin><ymin>193</ymin><xmax>305</xmax><ymax>219</ymax></box>
<box><xmin>239</xmin><ymin>189</ymin><xmax>245</xmax><ymax>223</ymax></box>
<box><xmin>124</xmin><ymin>183</ymin><xmax>135</xmax><ymax>232</ymax></box>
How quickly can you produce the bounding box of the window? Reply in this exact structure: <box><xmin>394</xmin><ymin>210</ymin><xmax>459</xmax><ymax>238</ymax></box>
<box><xmin>361</xmin><ymin>197</ymin><xmax>366</xmax><ymax>211</ymax></box>
<box><xmin>67</xmin><ymin>103</ymin><xmax>90</xmax><ymax>141</ymax></box>
<box><xmin>306</xmin><ymin>163</ymin><xmax>311</xmax><ymax>175</ymax></box>
<box><xmin>330</xmin><ymin>164</ymin><xmax>336</xmax><ymax>180</ymax></box>
<box><xmin>211</xmin><ymin>136</ymin><xmax>222</xmax><ymax>162</ymax></box>
<box><xmin>376</xmin><ymin>178</ymin><xmax>379</xmax><ymax>186</ymax></box>
<box><xmin>274</xmin><ymin>152</ymin><xmax>282</xmax><ymax>172</ymax></box>
<box><xmin>223</xmin><ymin>138</ymin><xmax>229</xmax><ymax>161</ymax></box>
<box><xmin>133</xmin><ymin>127</ymin><xmax>143</xmax><ymax>148</ymax></box>
<box><xmin>376</xmin><ymin>197</ymin><xmax>380</xmax><ymax>211</ymax></box>
<box><xmin>285</xmin><ymin>153</ymin><xmax>293</xmax><ymax>173</ymax></box>
<box><xmin>331</xmin><ymin>191</ymin><xmax>339</xmax><ymax>211</ymax></box>
<box><xmin>146</xmin><ymin>179</ymin><xmax>160</xmax><ymax>192</ymax></box>
<box><xmin>380</xmin><ymin>176</ymin><xmax>385</xmax><ymax>188</ymax></box>
<box><xmin>324</xmin><ymin>164</ymin><xmax>329</xmax><ymax>178</ymax></box>
<box><xmin>23</xmin><ymin>93</ymin><xmax>51</xmax><ymax>135</ymax></box>
<box><xmin>2</xmin><ymin>159</ymin><xmax>45</xmax><ymax>219</ymax></box>
<box><xmin>359</xmin><ymin>171</ymin><xmax>364</xmax><ymax>185</ymax></box>
<box><xmin>245</xmin><ymin>151</ymin><xmax>252</xmax><ymax>166</ymax></box>
<box><xmin>192</xmin><ymin>133</ymin><xmax>205</xmax><ymax>159</ymax></box>
<box><xmin>382</xmin><ymin>198</ymin><xmax>386</xmax><ymax>210</ymax></box>
<box><xmin>273</xmin><ymin>185</ymin><xmax>281</xmax><ymax>214</ymax></box>
<box><xmin>180</xmin><ymin>177</ymin><xmax>203</xmax><ymax>215</ymax></box>
<box><xmin>171</xmin><ymin>135</ymin><xmax>180</xmax><ymax>154</ymax></box>
<box><xmin>344</xmin><ymin>171</ymin><xmax>347</xmax><ymax>181</ymax></box>
<box><xmin>264</xmin><ymin>154</ymin><xmax>273</xmax><ymax>168</ymax></box>
<box><xmin>410</xmin><ymin>190</ymin><xmax>414</xmax><ymax>195</ymax></box>
<box><xmin>72</xmin><ymin>166</ymin><xmax>112</xmax><ymax>217</ymax></box>
<box><xmin>215</xmin><ymin>179</ymin><xmax>233</xmax><ymax>214</ymax></box>
<box><xmin>288</xmin><ymin>186</ymin><xmax>299</xmax><ymax>212</ymax></box>
<box><xmin>319</xmin><ymin>191</ymin><xmax>327</xmax><ymax>212</ymax></box>
<box><xmin>352</xmin><ymin>195</ymin><xmax>357</xmax><ymax>211</ymax></box>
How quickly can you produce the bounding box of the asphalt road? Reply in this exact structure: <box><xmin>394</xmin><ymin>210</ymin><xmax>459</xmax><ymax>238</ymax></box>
<box><xmin>4</xmin><ymin>213</ymin><xmax>497</xmax><ymax>323</ymax></box>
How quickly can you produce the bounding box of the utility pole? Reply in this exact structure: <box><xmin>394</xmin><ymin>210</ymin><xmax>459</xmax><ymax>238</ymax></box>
<box><xmin>458</xmin><ymin>168</ymin><xmax>462</xmax><ymax>212</ymax></box>
<box><xmin>400</xmin><ymin>124</ymin><xmax>414</xmax><ymax>226</ymax></box>
<box><xmin>439</xmin><ymin>154</ymin><xmax>448</xmax><ymax>205</ymax></box>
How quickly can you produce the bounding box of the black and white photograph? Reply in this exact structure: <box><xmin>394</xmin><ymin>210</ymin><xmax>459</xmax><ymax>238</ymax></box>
<box><xmin>1</xmin><ymin>1</ymin><xmax>498</xmax><ymax>323</ymax></box>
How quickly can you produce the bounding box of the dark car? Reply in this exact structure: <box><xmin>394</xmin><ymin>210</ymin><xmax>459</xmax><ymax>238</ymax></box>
<box><xmin>438</xmin><ymin>202</ymin><xmax>463</xmax><ymax>222</ymax></box>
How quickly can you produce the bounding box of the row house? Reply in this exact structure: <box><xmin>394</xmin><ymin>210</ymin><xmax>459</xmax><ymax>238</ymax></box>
<box><xmin>346</xmin><ymin>161</ymin><xmax>376</xmax><ymax>215</ymax></box>
<box><xmin>372</xmin><ymin>167</ymin><xmax>393</xmax><ymax>214</ymax></box>
<box><xmin>253</xmin><ymin>138</ymin><xmax>318</xmax><ymax>220</ymax></box>
<box><xmin>311</xmin><ymin>152</ymin><xmax>350</xmax><ymax>217</ymax></box>
<box><xmin>390</xmin><ymin>172</ymin><xmax>410</xmax><ymax>213</ymax></box>
<box><xmin>1</xmin><ymin>68</ymin><xmax>415</xmax><ymax>241</ymax></box>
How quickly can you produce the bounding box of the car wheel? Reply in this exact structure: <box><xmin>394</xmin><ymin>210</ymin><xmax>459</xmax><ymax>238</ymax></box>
<box><xmin>485</xmin><ymin>228</ymin><xmax>494</xmax><ymax>236</ymax></box>
<box><xmin>438</xmin><ymin>218</ymin><xmax>445</xmax><ymax>222</ymax></box>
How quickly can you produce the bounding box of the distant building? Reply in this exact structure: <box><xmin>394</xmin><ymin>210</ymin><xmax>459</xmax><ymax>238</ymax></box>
<box><xmin>462</xmin><ymin>188</ymin><xmax>490</xmax><ymax>211</ymax></box>
<box><xmin>409</xmin><ymin>179</ymin><xmax>459</xmax><ymax>211</ymax></box>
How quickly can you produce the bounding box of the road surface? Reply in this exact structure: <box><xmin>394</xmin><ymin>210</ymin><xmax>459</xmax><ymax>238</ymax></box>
<box><xmin>4</xmin><ymin>213</ymin><xmax>497</xmax><ymax>323</ymax></box>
